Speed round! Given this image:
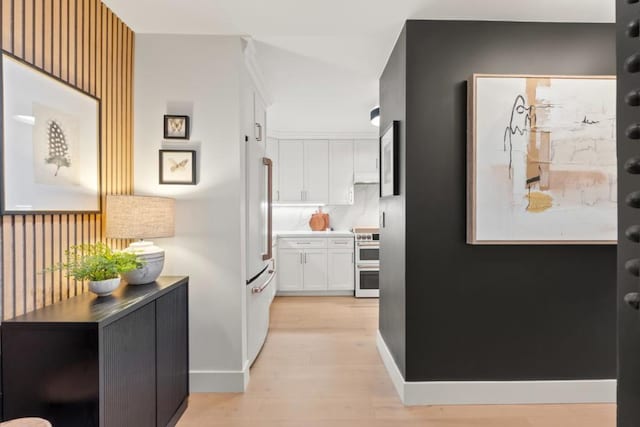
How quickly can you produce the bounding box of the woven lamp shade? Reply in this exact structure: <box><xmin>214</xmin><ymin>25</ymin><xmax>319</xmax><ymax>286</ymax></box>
<box><xmin>105</xmin><ymin>195</ymin><xmax>175</xmax><ymax>239</ymax></box>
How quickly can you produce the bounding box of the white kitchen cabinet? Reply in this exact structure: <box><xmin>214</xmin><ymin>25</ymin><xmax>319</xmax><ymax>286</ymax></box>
<box><xmin>278</xmin><ymin>140</ymin><xmax>304</xmax><ymax>202</ymax></box>
<box><xmin>278</xmin><ymin>249</ymin><xmax>304</xmax><ymax>291</ymax></box>
<box><xmin>278</xmin><ymin>236</ymin><xmax>354</xmax><ymax>294</ymax></box>
<box><xmin>266</xmin><ymin>137</ymin><xmax>279</xmax><ymax>202</ymax></box>
<box><xmin>354</xmin><ymin>139</ymin><xmax>379</xmax><ymax>183</ymax></box>
<box><xmin>302</xmin><ymin>249</ymin><xmax>328</xmax><ymax>290</ymax></box>
<box><xmin>329</xmin><ymin>140</ymin><xmax>355</xmax><ymax>205</ymax></box>
<box><xmin>328</xmin><ymin>249</ymin><xmax>355</xmax><ymax>290</ymax></box>
<box><xmin>303</xmin><ymin>140</ymin><xmax>329</xmax><ymax>204</ymax></box>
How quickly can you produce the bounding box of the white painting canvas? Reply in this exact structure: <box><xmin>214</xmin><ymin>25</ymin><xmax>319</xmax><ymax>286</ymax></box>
<box><xmin>468</xmin><ymin>74</ymin><xmax>617</xmax><ymax>244</ymax></box>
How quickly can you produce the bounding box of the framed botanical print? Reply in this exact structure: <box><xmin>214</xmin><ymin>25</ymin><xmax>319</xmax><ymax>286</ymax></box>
<box><xmin>159</xmin><ymin>149</ymin><xmax>196</xmax><ymax>185</ymax></box>
<box><xmin>163</xmin><ymin>115</ymin><xmax>190</xmax><ymax>140</ymax></box>
<box><xmin>380</xmin><ymin>120</ymin><xmax>400</xmax><ymax>198</ymax></box>
<box><xmin>1</xmin><ymin>52</ymin><xmax>100</xmax><ymax>214</ymax></box>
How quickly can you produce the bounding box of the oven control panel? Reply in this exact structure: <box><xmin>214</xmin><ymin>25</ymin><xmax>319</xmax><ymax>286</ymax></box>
<box><xmin>355</xmin><ymin>233</ymin><xmax>379</xmax><ymax>241</ymax></box>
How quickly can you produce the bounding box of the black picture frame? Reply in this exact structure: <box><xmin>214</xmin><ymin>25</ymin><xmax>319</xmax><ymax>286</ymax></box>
<box><xmin>0</xmin><ymin>50</ymin><xmax>102</xmax><ymax>214</ymax></box>
<box><xmin>159</xmin><ymin>150</ymin><xmax>196</xmax><ymax>185</ymax></box>
<box><xmin>380</xmin><ymin>120</ymin><xmax>400</xmax><ymax>197</ymax></box>
<box><xmin>163</xmin><ymin>115</ymin><xmax>190</xmax><ymax>140</ymax></box>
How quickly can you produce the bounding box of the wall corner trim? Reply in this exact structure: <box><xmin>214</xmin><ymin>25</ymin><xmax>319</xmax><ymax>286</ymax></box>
<box><xmin>376</xmin><ymin>330</ymin><xmax>616</xmax><ymax>406</ymax></box>
<box><xmin>189</xmin><ymin>361</ymin><xmax>251</xmax><ymax>393</ymax></box>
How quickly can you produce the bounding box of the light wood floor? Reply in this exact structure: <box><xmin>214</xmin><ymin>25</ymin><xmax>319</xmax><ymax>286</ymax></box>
<box><xmin>178</xmin><ymin>297</ymin><xmax>616</xmax><ymax>427</ymax></box>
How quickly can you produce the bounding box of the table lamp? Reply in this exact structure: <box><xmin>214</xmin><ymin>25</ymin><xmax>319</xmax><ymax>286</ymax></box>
<box><xmin>105</xmin><ymin>195</ymin><xmax>175</xmax><ymax>284</ymax></box>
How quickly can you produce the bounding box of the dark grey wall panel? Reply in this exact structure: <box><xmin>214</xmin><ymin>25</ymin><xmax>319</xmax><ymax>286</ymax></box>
<box><xmin>379</xmin><ymin>26</ymin><xmax>408</xmax><ymax>376</ymax></box>
<box><xmin>616</xmin><ymin>1</ymin><xmax>640</xmax><ymax>425</ymax></box>
<box><xmin>156</xmin><ymin>285</ymin><xmax>189</xmax><ymax>427</ymax></box>
<box><xmin>103</xmin><ymin>302</ymin><xmax>157</xmax><ymax>427</ymax></box>
<box><xmin>384</xmin><ymin>20</ymin><xmax>617</xmax><ymax>381</ymax></box>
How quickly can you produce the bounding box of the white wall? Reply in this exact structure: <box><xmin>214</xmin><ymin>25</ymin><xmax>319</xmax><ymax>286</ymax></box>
<box><xmin>273</xmin><ymin>184</ymin><xmax>379</xmax><ymax>232</ymax></box>
<box><xmin>134</xmin><ymin>34</ymin><xmax>248</xmax><ymax>391</ymax></box>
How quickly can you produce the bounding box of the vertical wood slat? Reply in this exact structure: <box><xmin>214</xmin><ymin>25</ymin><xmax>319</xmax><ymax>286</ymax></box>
<box><xmin>24</xmin><ymin>0</ymin><xmax>33</xmax><ymax>64</ymax></box>
<box><xmin>33</xmin><ymin>0</ymin><xmax>42</xmax><ymax>68</ymax></box>
<box><xmin>42</xmin><ymin>0</ymin><xmax>50</xmax><ymax>73</ymax></box>
<box><xmin>3</xmin><ymin>217</ymin><xmax>13</xmax><ymax>320</ymax></box>
<box><xmin>67</xmin><ymin>0</ymin><xmax>75</xmax><ymax>84</ymax></box>
<box><xmin>12</xmin><ymin>0</ymin><xmax>23</xmax><ymax>57</ymax></box>
<box><xmin>0</xmin><ymin>0</ymin><xmax>134</xmax><ymax>319</ymax></box>
<box><xmin>2</xmin><ymin>0</ymin><xmax>13</xmax><ymax>53</ymax></box>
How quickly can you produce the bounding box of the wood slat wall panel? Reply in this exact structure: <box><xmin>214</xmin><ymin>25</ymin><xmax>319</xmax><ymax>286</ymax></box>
<box><xmin>0</xmin><ymin>0</ymin><xmax>134</xmax><ymax>319</ymax></box>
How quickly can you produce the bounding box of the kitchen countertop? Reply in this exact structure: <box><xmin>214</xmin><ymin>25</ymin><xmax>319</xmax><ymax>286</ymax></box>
<box><xmin>276</xmin><ymin>230</ymin><xmax>354</xmax><ymax>238</ymax></box>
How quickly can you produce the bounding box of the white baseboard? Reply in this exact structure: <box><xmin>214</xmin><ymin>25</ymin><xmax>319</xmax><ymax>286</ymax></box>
<box><xmin>376</xmin><ymin>330</ymin><xmax>616</xmax><ymax>406</ymax></box>
<box><xmin>189</xmin><ymin>361</ymin><xmax>250</xmax><ymax>392</ymax></box>
<box><xmin>276</xmin><ymin>290</ymin><xmax>354</xmax><ymax>297</ymax></box>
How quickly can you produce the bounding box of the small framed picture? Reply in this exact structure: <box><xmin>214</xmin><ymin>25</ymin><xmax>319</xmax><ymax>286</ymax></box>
<box><xmin>380</xmin><ymin>120</ymin><xmax>400</xmax><ymax>198</ymax></box>
<box><xmin>163</xmin><ymin>115</ymin><xmax>190</xmax><ymax>140</ymax></box>
<box><xmin>159</xmin><ymin>150</ymin><xmax>196</xmax><ymax>185</ymax></box>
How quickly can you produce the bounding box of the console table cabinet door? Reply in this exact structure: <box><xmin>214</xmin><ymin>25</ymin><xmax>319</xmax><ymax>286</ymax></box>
<box><xmin>102</xmin><ymin>302</ymin><xmax>157</xmax><ymax>427</ymax></box>
<box><xmin>156</xmin><ymin>285</ymin><xmax>189</xmax><ymax>427</ymax></box>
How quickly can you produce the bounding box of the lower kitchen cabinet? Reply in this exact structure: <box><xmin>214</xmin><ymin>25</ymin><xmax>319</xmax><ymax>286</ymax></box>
<box><xmin>278</xmin><ymin>249</ymin><xmax>305</xmax><ymax>291</ymax></box>
<box><xmin>278</xmin><ymin>237</ymin><xmax>354</xmax><ymax>293</ymax></box>
<box><xmin>302</xmin><ymin>249</ymin><xmax>329</xmax><ymax>290</ymax></box>
<box><xmin>328</xmin><ymin>249</ymin><xmax>355</xmax><ymax>290</ymax></box>
<box><xmin>1</xmin><ymin>277</ymin><xmax>189</xmax><ymax>427</ymax></box>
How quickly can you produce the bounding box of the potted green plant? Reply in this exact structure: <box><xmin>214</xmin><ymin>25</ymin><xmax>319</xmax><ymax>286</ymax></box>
<box><xmin>47</xmin><ymin>243</ymin><xmax>143</xmax><ymax>297</ymax></box>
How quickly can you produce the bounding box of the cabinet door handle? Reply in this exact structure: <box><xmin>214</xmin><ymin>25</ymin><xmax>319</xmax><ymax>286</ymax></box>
<box><xmin>304</xmin><ymin>253</ymin><xmax>308</xmax><ymax>264</ymax></box>
<box><xmin>300</xmin><ymin>253</ymin><xmax>303</xmax><ymax>264</ymax></box>
<box><xmin>255</xmin><ymin>123</ymin><xmax>263</xmax><ymax>142</ymax></box>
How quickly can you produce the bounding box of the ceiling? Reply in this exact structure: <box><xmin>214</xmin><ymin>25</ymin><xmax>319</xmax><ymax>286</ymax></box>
<box><xmin>103</xmin><ymin>0</ymin><xmax>615</xmax><ymax>135</ymax></box>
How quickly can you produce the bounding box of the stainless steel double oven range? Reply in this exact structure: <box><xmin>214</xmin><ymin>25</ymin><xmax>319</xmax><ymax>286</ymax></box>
<box><xmin>353</xmin><ymin>228</ymin><xmax>379</xmax><ymax>298</ymax></box>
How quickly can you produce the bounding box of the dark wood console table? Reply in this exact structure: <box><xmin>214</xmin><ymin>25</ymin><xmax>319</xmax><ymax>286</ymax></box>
<box><xmin>1</xmin><ymin>276</ymin><xmax>189</xmax><ymax>427</ymax></box>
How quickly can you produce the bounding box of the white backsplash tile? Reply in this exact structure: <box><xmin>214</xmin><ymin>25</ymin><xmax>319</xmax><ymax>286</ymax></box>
<box><xmin>273</xmin><ymin>184</ymin><xmax>379</xmax><ymax>232</ymax></box>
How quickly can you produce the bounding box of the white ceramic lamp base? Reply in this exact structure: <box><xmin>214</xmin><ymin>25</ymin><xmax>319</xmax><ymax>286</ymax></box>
<box><xmin>122</xmin><ymin>240</ymin><xmax>165</xmax><ymax>285</ymax></box>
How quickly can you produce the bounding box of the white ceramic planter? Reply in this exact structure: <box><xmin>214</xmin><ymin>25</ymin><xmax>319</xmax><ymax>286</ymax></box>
<box><xmin>88</xmin><ymin>277</ymin><xmax>121</xmax><ymax>297</ymax></box>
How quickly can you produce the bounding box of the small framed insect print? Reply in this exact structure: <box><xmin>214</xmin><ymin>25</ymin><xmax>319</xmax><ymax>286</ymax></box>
<box><xmin>163</xmin><ymin>115</ymin><xmax>190</xmax><ymax>140</ymax></box>
<box><xmin>159</xmin><ymin>150</ymin><xmax>196</xmax><ymax>185</ymax></box>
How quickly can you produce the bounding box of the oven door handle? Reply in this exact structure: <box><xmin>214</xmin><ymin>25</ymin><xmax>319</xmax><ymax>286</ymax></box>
<box><xmin>357</xmin><ymin>243</ymin><xmax>380</xmax><ymax>247</ymax></box>
<box><xmin>357</xmin><ymin>264</ymin><xmax>380</xmax><ymax>270</ymax></box>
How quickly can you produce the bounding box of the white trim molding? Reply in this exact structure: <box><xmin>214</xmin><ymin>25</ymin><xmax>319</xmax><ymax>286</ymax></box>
<box><xmin>376</xmin><ymin>330</ymin><xmax>616</xmax><ymax>406</ymax></box>
<box><xmin>189</xmin><ymin>361</ymin><xmax>250</xmax><ymax>392</ymax></box>
<box><xmin>268</xmin><ymin>129</ymin><xmax>379</xmax><ymax>140</ymax></box>
<box><xmin>242</xmin><ymin>37</ymin><xmax>273</xmax><ymax>106</ymax></box>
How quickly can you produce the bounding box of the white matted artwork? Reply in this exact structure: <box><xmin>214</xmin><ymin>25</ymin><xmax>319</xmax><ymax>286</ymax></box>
<box><xmin>1</xmin><ymin>53</ymin><xmax>100</xmax><ymax>213</ymax></box>
<box><xmin>467</xmin><ymin>74</ymin><xmax>616</xmax><ymax>244</ymax></box>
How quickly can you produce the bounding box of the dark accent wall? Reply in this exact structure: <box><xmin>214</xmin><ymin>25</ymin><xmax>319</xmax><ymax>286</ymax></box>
<box><xmin>380</xmin><ymin>20</ymin><xmax>616</xmax><ymax>382</ymax></box>
<box><xmin>616</xmin><ymin>1</ymin><xmax>640</xmax><ymax>425</ymax></box>
<box><xmin>379</xmin><ymin>26</ymin><xmax>407</xmax><ymax>376</ymax></box>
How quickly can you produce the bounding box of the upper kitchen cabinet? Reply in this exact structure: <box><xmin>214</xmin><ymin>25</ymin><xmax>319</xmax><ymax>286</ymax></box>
<box><xmin>329</xmin><ymin>140</ymin><xmax>355</xmax><ymax>205</ymax></box>
<box><xmin>303</xmin><ymin>140</ymin><xmax>330</xmax><ymax>204</ymax></box>
<box><xmin>279</xmin><ymin>140</ymin><xmax>305</xmax><ymax>202</ymax></box>
<box><xmin>354</xmin><ymin>139</ymin><xmax>380</xmax><ymax>184</ymax></box>
<box><xmin>278</xmin><ymin>140</ymin><xmax>329</xmax><ymax>204</ymax></box>
<box><xmin>266</xmin><ymin>137</ymin><xmax>279</xmax><ymax>202</ymax></box>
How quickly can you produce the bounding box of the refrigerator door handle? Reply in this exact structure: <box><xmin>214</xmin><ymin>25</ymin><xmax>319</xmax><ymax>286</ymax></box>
<box><xmin>252</xmin><ymin>269</ymin><xmax>276</xmax><ymax>294</ymax></box>
<box><xmin>262</xmin><ymin>157</ymin><xmax>273</xmax><ymax>261</ymax></box>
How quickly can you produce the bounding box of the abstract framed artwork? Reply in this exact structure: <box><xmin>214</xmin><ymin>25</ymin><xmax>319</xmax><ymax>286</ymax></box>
<box><xmin>159</xmin><ymin>149</ymin><xmax>196</xmax><ymax>185</ymax></box>
<box><xmin>163</xmin><ymin>115</ymin><xmax>190</xmax><ymax>140</ymax></box>
<box><xmin>380</xmin><ymin>120</ymin><xmax>400</xmax><ymax>197</ymax></box>
<box><xmin>0</xmin><ymin>52</ymin><xmax>100</xmax><ymax>214</ymax></box>
<box><xmin>467</xmin><ymin>74</ymin><xmax>616</xmax><ymax>245</ymax></box>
